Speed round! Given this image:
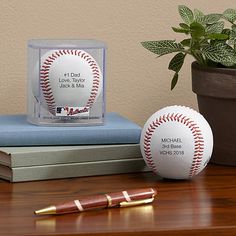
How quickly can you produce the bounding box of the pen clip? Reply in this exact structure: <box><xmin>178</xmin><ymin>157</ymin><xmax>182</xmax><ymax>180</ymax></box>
<box><xmin>119</xmin><ymin>197</ymin><xmax>155</xmax><ymax>208</ymax></box>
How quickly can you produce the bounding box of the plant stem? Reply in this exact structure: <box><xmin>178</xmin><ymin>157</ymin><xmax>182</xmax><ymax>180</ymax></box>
<box><xmin>186</xmin><ymin>38</ymin><xmax>208</xmax><ymax>66</ymax></box>
<box><xmin>183</xmin><ymin>49</ymin><xmax>207</xmax><ymax>66</ymax></box>
<box><xmin>192</xmin><ymin>51</ymin><xmax>207</xmax><ymax>66</ymax></box>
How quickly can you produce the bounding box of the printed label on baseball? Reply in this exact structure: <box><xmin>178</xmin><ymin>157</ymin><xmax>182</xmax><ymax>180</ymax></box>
<box><xmin>140</xmin><ymin>106</ymin><xmax>213</xmax><ymax>179</ymax></box>
<box><xmin>58</xmin><ymin>73</ymin><xmax>85</xmax><ymax>89</ymax></box>
<box><xmin>160</xmin><ymin>137</ymin><xmax>184</xmax><ymax>156</ymax></box>
<box><xmin>40</xmin><ymin>49</ymin><xmax>102</xmax><ymax>116</ymax></box>
<box><xmin>56</xmin><ymin>106</ymin><xmax>89</xmax><ymax>117</ymax></box>
<box><xmin>149</xmin><ymin>120</ymin><xmax>195</xmax><ymax>167</ymax></box>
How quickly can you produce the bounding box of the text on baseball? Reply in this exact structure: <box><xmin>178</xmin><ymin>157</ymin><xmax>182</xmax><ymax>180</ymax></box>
<box><xmin>59</xmin><ymin>72</ymin><xmax>85</xmax><ymax>89</ymax></box>
<box><xmin>160</xmin><ymin>137</ymin><xmax>185</xmax><ymax>157</ymax></box>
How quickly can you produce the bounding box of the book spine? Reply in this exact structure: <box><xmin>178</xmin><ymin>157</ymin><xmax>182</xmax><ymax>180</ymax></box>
<box><xmin>9</xmin><ymin>144</ymin><xmax>142</xmax><ymax>167</ymax></box>
<box><xmin>0</xmin><ymin>129</ymin><xmax>141</xmax><ymax>147</ymax></box>
<box><xmin>0</xmin><ymin>113</ymin><xmax>141</xmax><ymax>146</ymax></box>
<box><xmin>10</xmin><ymin>158</ymin><xmax>149</xmax><ymax>182</ymax></box>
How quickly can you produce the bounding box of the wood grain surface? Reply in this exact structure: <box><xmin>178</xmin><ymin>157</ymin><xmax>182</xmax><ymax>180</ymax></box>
<box><xmin>0</xmin><ymin>164</ymin><xmax>236</xmax><ymax>236</ymax></box>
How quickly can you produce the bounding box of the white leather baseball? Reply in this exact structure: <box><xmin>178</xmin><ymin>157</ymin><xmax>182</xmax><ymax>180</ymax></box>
<box><xmin>39</xmin><ymin>49</ymin><xmax>102</xmax><ymax>115</ymax></box>
<box><xmin>140</xmin><ymin>106</ymin><xmax>213</xmax><ymax>179</ymax></box>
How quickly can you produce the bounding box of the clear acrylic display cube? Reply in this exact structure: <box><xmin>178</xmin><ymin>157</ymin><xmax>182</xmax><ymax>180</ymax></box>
<box><xmin>27</xmin><ymin>39</ymin><xmax>106</xmax><ymax>126</ymax></box>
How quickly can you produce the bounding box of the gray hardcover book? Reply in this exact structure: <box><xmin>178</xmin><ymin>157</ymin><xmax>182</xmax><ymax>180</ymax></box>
<box><xmin>0</xmin><ymin>144</ymin><xmax>141</xmax><ymax>167</ymax></box>
<box><xmin>0</xmin><ymin>158</ymin><xmax>149</xmax><ymax>182</ymax></box>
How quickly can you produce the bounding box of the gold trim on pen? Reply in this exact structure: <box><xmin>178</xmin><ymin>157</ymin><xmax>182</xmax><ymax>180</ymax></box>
<box><xmin>35</xmin><ymin>206</ymin><xmax>57</xmax><ymax>215</ymax></box>
<box><xmin>105</xmin><ymin>194</ymin><xmax>113</xmax><ymax>208</ymax></box>
<box><xmin>119</xmin><ymin>197</ymin><xmax>155</xmax><ymax>208</ymax></box>
<box><xmin>74</xmin><ymin>200</ymin><xmax>84</xmax><ymax>212</ymax></box>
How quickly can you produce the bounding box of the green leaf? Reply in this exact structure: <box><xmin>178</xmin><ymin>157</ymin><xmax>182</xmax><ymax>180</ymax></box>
<box><xmin>168</xmin><ymin>53</ymin><xmax>186</xmax><ymax>73</ymax></box>
<box><xmin>232</xmin><ymin>25</ymin><xmax>236</xmax><ymax>32</ymax></box>
<box><xmin>222</xmin><ymin>28</ymin><xmax>231</xmax><ymax>36</ymax></box>
<box><xmin>202</xmin><ymin>45</ymin><xmax>225</xmax><ymax>62</ymax></box>
<box><xmin>172</xmin><ymin>27</ymin><xmax>190</xmax><ymax>34</ymax></box>
<box><xmin>229</xmin><ymin>30</ymin><xmax>236</xmax><ymax>45</ymax></box>
<box><xmin>171</xmin><ymin>73</ymin><xmax>179</xmax><ymax>90</ymax></box>
<box><xmin>141</xmin><ymin>40</ymin><xmax>184</xmax><ymax>56</ymax></box>
<box><xmin>206</xmin><ymin>33</ymin><xmax>228</xmax><ymax>40</ymax></box>
<box><xmin>223</xmin><ymin>9</ymin><xmax>236</xmax><ymax>23</ymax></box>
<box><xmin>178</xmin><ymin>5</ymin><xmax>194</xmax><ymax>25</ymax></box>
<box><xmin>180</xmin><ymin>39</ymin><xmax>191</xmax><ymax>47</ymax></box>
<box><xmin>179</xmin><ymin>23</ymin><xmax>190</xmax><ymax>29</ymax></box>
<box><xmin>206</xmin><ymin>21</ymin><xmax>224</xmax><ymax>34</ymax></box>
<box><xmin>214</xmin><ymin>42</ymin><xmax>236</xmax><ymax>66</ymax></box>
<box><xmin>190</xmin><ymin>22</ymin><xmax>205</xmax><ymax>38</ymax></box>
<box><xmin>230</xmin><ymin>30</ymin><xmax>236</xmax><ymax>38</ymax></box>
<box><xmin>202</xmin><ymin>43</ymin><xmax>236</xmax><ymax>65</ymax></box>
<box><xmin>194</xmin><ymin>9</ymin><xmax>205</xmax><ymax>24</ymax></box>
<box><xmin>204</xmin><ymin>14</ymin><xmax>222</xmax><ymax>24</ymax></box>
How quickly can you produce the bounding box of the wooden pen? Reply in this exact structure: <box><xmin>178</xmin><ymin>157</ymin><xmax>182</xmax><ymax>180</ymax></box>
<box><xmin>35</xmin><ymin>187</ymin><xmax>157</xmax><ymax>215</ymax></box>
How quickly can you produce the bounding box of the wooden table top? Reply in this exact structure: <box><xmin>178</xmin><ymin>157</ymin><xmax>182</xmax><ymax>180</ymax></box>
<box><xmin>0</xmin><ymin>164</ymin><xmax>236</xmax><ymax>236</ymax></box>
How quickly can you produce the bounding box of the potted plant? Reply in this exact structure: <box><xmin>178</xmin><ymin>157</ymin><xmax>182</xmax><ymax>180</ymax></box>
<box><xmin>141</xmin><ymin>5</ymin><xmax>236</xmax><ymax>166</ymax></box>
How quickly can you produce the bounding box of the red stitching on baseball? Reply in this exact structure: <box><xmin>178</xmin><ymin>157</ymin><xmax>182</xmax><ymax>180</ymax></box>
<box><xmin>142</xmin><ymin>112</ymin><xmax>204</xmax><ymax>177</ymax></box>
<box><xmin>40</xmin><ymin>49</ymin><xmax>101</xmax><ymax>115</ymax></box>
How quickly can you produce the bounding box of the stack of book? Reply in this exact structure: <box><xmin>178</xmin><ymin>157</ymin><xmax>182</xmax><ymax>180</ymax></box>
<box><xmin>0</xmin><ymin>112</ymin><xmax>148</xmax><ymax>182</ymax></box>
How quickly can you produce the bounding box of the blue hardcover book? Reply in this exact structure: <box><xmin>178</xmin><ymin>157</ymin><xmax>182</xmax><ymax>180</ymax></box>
<box><xmin>0</xmin><ymin>112</ymin><xmax>141</xmax><ymax>146</ymax></box>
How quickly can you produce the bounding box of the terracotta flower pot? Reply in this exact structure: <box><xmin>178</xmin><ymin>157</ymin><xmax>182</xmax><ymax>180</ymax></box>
<box><xmin>192</xmin><ymin>61</ymin><xmax>236</xmax><ymax>166</ymax></box>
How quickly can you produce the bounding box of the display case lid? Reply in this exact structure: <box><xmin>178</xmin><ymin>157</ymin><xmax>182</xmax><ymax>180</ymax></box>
<box><xmin>28</xmin><ymin>39</ymin><xmax>107</xmax><ymax>49</ymax></box>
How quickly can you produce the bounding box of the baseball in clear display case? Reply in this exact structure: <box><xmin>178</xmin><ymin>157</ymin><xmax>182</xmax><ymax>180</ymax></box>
<box><xmin>27</xmin><ymin>39</ymin><xmax>106</xmax><ymax>126</ymax></box>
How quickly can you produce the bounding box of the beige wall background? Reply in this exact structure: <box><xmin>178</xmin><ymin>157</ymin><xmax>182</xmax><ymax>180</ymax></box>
<box><xmin>1</xmin><ymin>0</ymin><xmax>235</xmax><ymax>125</ymax></box>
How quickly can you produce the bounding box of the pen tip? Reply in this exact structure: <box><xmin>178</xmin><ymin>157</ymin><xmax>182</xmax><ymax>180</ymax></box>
<box><xmin>35</xmin><ymin>206</ymin><xmax>56</xmax><ymax>215</ymax></box>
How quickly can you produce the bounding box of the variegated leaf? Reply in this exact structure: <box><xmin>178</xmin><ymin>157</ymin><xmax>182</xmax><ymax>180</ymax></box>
<box><xmin>202</xmin><ymin>44</ymin><xmax>235</xmax><ymax>66</ymax></box>
<box><xmin>141</xmin><ymin>40</ymin><xmax>184</xmax><ymax>56</ymax></box>
<box><xmin>217</xmin><ymin>43</ymin><xmax>236</xmax><ymax>66</ymax></box>
<box><xmin>206</xmin><ymin>21</ymin><xmax>224</xmax><ymax>34</ymax></box>
<box><xmin>229</xmin><ymin>30</ymin><xmax>236</xmax><ymax>45</ymax></box>
<box><xmin>194</xmin><ymin>9</ymin><xmax>205</xmax><ymax>25</ymax></box>
<box><xmin>204</xmin><ymin>14</ymin><xmax>222</xmax><ymax>24</ymax></box>
<box><xmin>223</xmin><ymin>9</ymin><xmax>236</xmax><ymax>23</ymax></box>
<box><xmin>178</xmin><ymin>5</ymin><xmax>194</xmax><ymax>25</ymax></box>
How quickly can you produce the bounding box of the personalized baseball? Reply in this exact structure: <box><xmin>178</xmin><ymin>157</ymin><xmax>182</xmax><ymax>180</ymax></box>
<box><xmin>39</xmin><ymin>49</ymin><xmax>102</xmax><ymax>116</ymax></box>
<box><xmin>140</xmin><ymin>106</ymin><xmax>213</xmax><ymax>179</ymax></box>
